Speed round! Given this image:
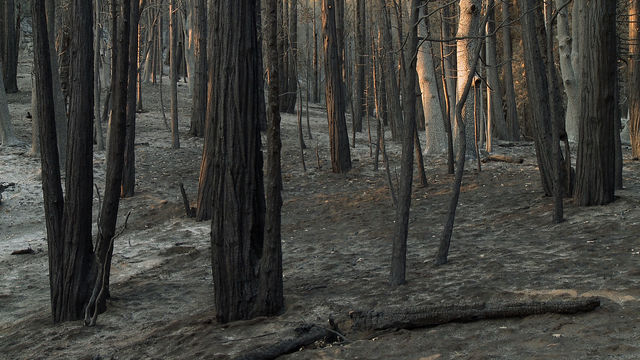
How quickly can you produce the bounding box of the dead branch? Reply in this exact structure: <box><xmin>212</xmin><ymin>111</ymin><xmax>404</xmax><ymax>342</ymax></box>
<box><xmin>233</xmin><ymin>324</ymin><xmax>336</xmax><ymax>360</ymax></box>
<box><xmin>179</xmin><ymin>182</ymin><xmax>195</xmax><ymax>217</ymax></box>
<box><xmin>481</xmin><ymin>154</ymin><xmax>525</xmax><ymax>164</ymax></box>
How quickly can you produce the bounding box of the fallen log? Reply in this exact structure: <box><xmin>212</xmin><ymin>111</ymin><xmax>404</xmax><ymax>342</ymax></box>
<box><xmin>482</xmin><ymin>154</ymin><xmax>524</xmax><ymax>164</ymax></box>
<box><xmin>11</xmin><ymin>248</ymin><xmax>35</xmax><ymax>255</ymax></box>
<box><xmin>233</xmin><ymin>324</ymin><xmax>334</xmax><ymax>360</ymax></box>
<box><xmin>344</xmin><ymin>297</ymin><xmax>600</xmax><ymax>332</ymax></box>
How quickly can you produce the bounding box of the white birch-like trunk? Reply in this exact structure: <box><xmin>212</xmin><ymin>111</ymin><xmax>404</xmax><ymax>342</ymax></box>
<box><xmin>184</xmin><ymin>0</ymin><xmax>195</xmax><ymax>96</ymax></box>
<box><xmin>456</xmin><ymin>0</ymin><xmax>482</xmax><ymax>157</ymax></box>
<box><xmin>417</xmin><ymin>4</ymin><xmax>446</xmax><ymax>155</ymax></box>
<box><xmin>556</xmin><ymin>0</ymin><xmax>581</xmax><ymax>142</ymax></box>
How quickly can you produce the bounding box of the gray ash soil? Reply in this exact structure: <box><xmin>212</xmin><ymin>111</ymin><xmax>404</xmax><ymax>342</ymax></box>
<box><xmin>1</xmin><ymin>56</ymin><xmax>640</xmax><ymax>360</ymax></box>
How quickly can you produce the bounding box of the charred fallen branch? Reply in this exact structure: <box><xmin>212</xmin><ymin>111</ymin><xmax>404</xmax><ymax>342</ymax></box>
<box><xmin>233</xmin><ymin>324</ymin><xmax>335</xmax><ymax>360</ymax></box>
<box><xmin>344</xmin><ymin>297</ymin><xmax>600</xmax><ymax>332</ymax></box>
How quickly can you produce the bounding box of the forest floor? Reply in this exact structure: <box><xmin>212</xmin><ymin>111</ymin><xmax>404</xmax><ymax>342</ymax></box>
<box><xmin>2</xmin><ymin>57</ymin><xmax>640</xmax><ymax>360</ymax></box>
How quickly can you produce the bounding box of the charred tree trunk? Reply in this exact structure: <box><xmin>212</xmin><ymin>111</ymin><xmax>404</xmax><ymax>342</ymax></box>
<box><xmin>518</xmin><ymin>0</ymin><xmax>556</xmax><ymax>197</ymax></box>
<box><xmin>32</xmin><ymin>0</ymin><xmax>65</xmax><ymax>322</ymax></box>
<box><xmin>0</xmin><ymin>68</ymin><xmax>19</xmax><ymax>146</ymax></box>
<box><xmin>169</xmin><ymin>0</ymin><xmax>180</xmax><ymax>149</ymax></box>
<box><xmin>574</xmin><ymin>0</ymin><xmax>616</xmax><ymax>206</ymax></box>
<box><xmin>322</xmin><ymin>0</ymin><xmax>351</xmax><ymax>173</ymax></box>
<box><xmin>501</xmin><ymin>0</ymin><xmax>519</xmax><ymax>140</ymax></box>
<box><xmin>188</xmin><ymin>0</ymin><xmax>207</xmax><ymax>137</ymax></box>
<box><xmin>390</xmin><ymin>0</ymin><xmax>419</xmax><ymax>286</ymax></box>
<box><xmin>353</xmin><ymin>0</ymin><xmax>365</xmax><ymax>133</ymax></box>
<box><xmin>122</xmin><ymin>0</ymin><xmax>141</xmax><ymax>198</ymax></box>
<box><xmin>255</xmin><ymin>0</ymin><xmax>285</xmax><ymax>317</ymax></box>
<box><xmin>376</xmin><ymin>0</ymin><xmax>403</xmax><ymax>141</ymax></box>
<box><xmin>3</xmin><ymin>0</ymin><xmax>18</xmax><ymax>93</ymax></box>
<box><xmin>209</xmin><ymin>0</ymin><xmax>268</xmax><ymax>323</ymax></box>
<box><xmin>94</xmin><ymin>0</ymin><xmax>131</xmax><ymax>309</ymax></box>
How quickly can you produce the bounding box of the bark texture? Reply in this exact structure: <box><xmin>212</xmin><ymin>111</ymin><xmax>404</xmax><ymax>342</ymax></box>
<box><xmin>629</xmin><ymin>0</ymin><xmax>640</xmax><ymax>157</ymax></box>
<box><xmin>574</xmin><ymin>0</ymin><xmax>616</xmax><ymax>206</ymax></box>
<box><xmin>322</xmin><ymin>0</ymin><xmax>351</xmax><ymax>173</ymax></box>
<box><xmin>209</xmin><ymin>0</ymin><xmax>267</xmax><ymax>323</ymax></box>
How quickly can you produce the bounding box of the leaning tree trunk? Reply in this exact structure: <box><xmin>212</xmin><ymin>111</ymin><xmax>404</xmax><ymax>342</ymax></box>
<box><xmin>518</xmin><ymin>0</ymin><xmax>557</xmax><ymax>197</ymax></box>
<box><xmin>93</xmin><ymin>0</ymin><xmax>131</xmax><ymax>311</ymax></box>
<box><xmin>417</xmin><ymin>3</ymin><xmax>446</xmax><ymax>155</ymax></box>
<box><xmin>32</xmin><ymin>0</ymin><xmax>65</xmax><ymax>323</ymax></box>
<box><xmin>456</xmin><ymin>0</ymin><xmax>482</xmax><ymax>157</ymax></box>
<box><xmin>3</xmin><ymin>0</ymin><xmax>18</xmax><ymax>93</ymax></box>
<box><xmin>435</xmin><ymin>0</ymin><xmax>489</xmax><ymax>266</ymax></box>
<box><xmin>574</xmin><ymin>0</ymin><xmax>616</xmax><ymax>206</ymax></box>
<box><xmin>390</xmin><ymin>0</ymin><xmax>420</xmax><ymax>286</ymax></box>
<box><xmin>322</xmin><ymin>0</ymin><xmax>351</xmax><ymax>173</ymax></box>
<box><xmin>209</xmin><ymin>0</ymin><xmax>269</xmax><ymax>323</ymax></box>
<box><xmin>122</xmin><ymin>0</ymin><xmax>140</xmax><ymax>198</ymax></box>
<box><xmin>629</xmin><ymin>0</ymin><xmax>640</xmax><ymax>157</ymax></box>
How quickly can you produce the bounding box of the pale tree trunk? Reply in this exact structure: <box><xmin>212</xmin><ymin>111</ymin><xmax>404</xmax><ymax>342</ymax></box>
<box><xmin>556</xmin><ymin>0</ymin><xmax>580</xmax><ymax>142</ymax></box>
<box><xmin>485</xmin><ymin>3</ymin><xmax>506</xmax><ymax>146</ymax></box>
<box><xmin>629</xmin><ymin>0</ymin><xmax>640</xmax><ymax>157</ymax></box>
<box><xmin>574</xmin><ymin>0</ymin><xmax>616</xmax><ymax>206</ymax></box>
<box><xmin>170</xmin><ymin>0</ymin><xmax>180</xmax><ymax>149</ymax></box>
<box><xmin>184</xmin><ymin>0</ymin><xmax>196</xmax><ymax>96</ymax></box>
<box><xmin>456</xmin><ymin>0</ymin><xmax>483</xmax><ymax>157</ymax></box>
<box><xmin>0</xmin><ymin>67</ymin><xmax>20</xmax><ymax>146</ymax></box>
<box><xmin>501</xmin><ymin>0</ymin><xmax>519</xmax><ymax>140</ymax></box>
<box><xmin>417</xmin><ymin>2</ymin><xmax>446</xmax><ymax>155</ymax></box>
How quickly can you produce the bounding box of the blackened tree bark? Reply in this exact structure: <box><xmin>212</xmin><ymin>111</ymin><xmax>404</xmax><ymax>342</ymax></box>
<box><xmin>32</xmin><ymin>0</ymin><xmax>97</xmax><ymax>323</ymax></box>
<box><xmin>376</xmin><ymin>0</ymin><xmax>402</xmax><ymax>141</ymax></box>
<box><xmin>209</xmin><ymin>0</ymin><xmax>269</xmax><ymax>323</ymax></box>
<box><xmin>256</xmin><ymin>0</ymin><xmax>284</xmax><ymax>316</ymax></box>
<box><xmin>32</xmin><ymin>0</ymin><xmax>65</xmax><ymax>322</ymax></box>
<box><xmin>170</xmin><ymin>0</ymin><xmax>180</xmax><ymax>149</ymax></box>
<box><xmin>122</xmin><ymin>0</ymin><xmax>141</xmax><ymax>198</ymax></box>
<box><xmin>322</xmin><ymin>0</ymin><xmax>351</xmax><ymax>173</ymax></box>
<box><xmin>3</xmin><ymin>0</ymin><xmax>18</xmax><ymax>93</ymax></box>
<box><xmin>574</xmin><ymin>0</ymin><xmax>616</xmax><ymax>206</ymax></box>
<box><xmin>93</xmin><ymin>0</ymin><xmax>130</xmax><ymax>309</ymax></box>
<box><xmin>501</xmin><ymin>0</ymin><xmax>519</xmax><ymax>140</ymax></box>
<box><xmin>60</xmin><ymin>0</ymin><xmax>97</xmax><ymax>321</ymax></box>
<box><xmin>390</xmin><ymin>0</ymin><xmax>419</xmax><ymax>286</ymax></box>
<box><xmin>188</xmin><ymin>0</ymin><xmax>207</xmax><ymax>137</ymax></box>
<box><xmin>195</xmin><ymin>0</ymin><xmax>218</xmax><ymax>221</ymax></box>
<box><xmin>353</xmin><ymin>0</ymin><xmax>365</xmax><ymax>133</ymax></box>
<box><xmin>518</xmin><ymin>0</ymin><xmax>558</xmax><ymax>197</ymax></box>
<box><xmin>283</xmin><ymin>0</ymin><xmax>298</xmax><ymax>114</ymax></box>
